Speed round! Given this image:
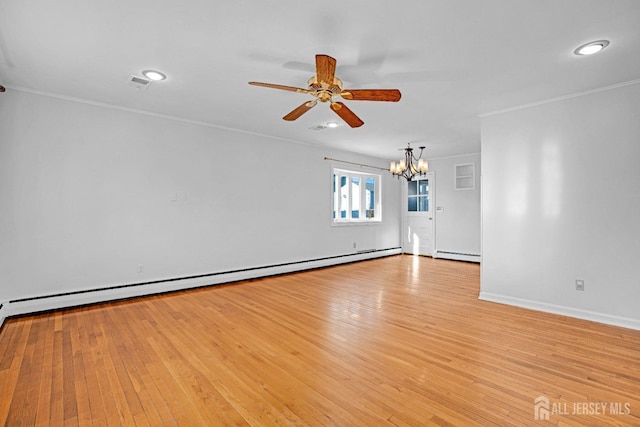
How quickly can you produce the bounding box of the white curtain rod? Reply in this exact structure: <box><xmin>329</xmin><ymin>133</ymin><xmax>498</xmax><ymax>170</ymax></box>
<box><xmin>323</xmin><ymin>156</ymin><xmax>389</xmax><ymax>172</ymax></box>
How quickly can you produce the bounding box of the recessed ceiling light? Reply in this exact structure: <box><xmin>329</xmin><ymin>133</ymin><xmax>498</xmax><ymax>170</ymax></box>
<box><xmin>574</xmin><ymin>40</ymin><xmax>610</xmax><ymax>56</ymax></box>
<box><xmin>326</xmin><ymin>121</ymin><xmax>339</xmax><ymax>128</ymax></box>
<box><xmin>142</xmin><ymin>70</ymin><xmax>167</xmax><ymax>81</ymax></box>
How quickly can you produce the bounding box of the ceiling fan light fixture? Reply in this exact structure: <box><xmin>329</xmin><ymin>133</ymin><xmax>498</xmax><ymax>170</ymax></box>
<box><xmin>326</xmin><ymin>121</ymin><xmax>339</xmax><ymax>128</ymax></box>
<box><xmin>574</xmin><ymin>40</ymin><xmax>610</xmax><ymax>56</ymax></box>
<box><xmin>142</xmin><ymin>70</ymin><xmax>167</xmax><ymax>81</ymax></box>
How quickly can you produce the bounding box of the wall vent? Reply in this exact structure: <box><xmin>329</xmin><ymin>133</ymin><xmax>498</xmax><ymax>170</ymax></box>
<box><xmin>127</xmin><ymin>75</ymin><xmax>152</xmax><ymax>90</ymax></box>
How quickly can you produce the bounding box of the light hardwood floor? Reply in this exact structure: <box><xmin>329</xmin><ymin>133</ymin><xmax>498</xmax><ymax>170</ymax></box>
<box><xmin>1</xmin><ymin>255</ymin><xmax>640</xmax><ymax>426</ymax></box>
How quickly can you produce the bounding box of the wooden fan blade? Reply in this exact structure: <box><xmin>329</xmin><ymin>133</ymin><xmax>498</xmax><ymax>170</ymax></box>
<box><xmin>340</xmin><ymin>89</ymin><xmax>401</xmax><ymax>102</ymax></box>
<box><xmin>283</xmin><ymin>100</ymin><xmax>317</xmax><ymax>121</ymax></box>
<box><xmin>316</xmin><ymin>54</ymin><xmax>336</xmax><ymax>85</ymax></box>
<box><xmin>249</xmin><ymin>81</ymin><xmax>309</xmax><ymax>94</ymax></box>
<box><xmin>330</xmin><ymin>102</ymin><xmax>364</xmax><ymax>128</ymax></box>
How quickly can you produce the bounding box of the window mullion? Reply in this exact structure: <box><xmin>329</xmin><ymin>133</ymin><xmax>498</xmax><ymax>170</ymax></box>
<box><xmin>360</xmin><ymin>177</ymin><xmax>366</xmax><ymax>219</ymax></box>
<box><xmin>347</xmin><ymin>173</ymin><xmax>351</xmax><ymax>220</ymax></box>
<box><xmin>332</xmin><ymin>168</ymin><xmax>381</xmax><ymax>224</ymax></box>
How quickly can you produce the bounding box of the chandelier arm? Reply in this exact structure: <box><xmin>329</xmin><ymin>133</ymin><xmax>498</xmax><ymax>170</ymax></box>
<box><xmin>391</xmin><ymin>143</ymin><xmax>427</xmax><ymax>181</ymax></box>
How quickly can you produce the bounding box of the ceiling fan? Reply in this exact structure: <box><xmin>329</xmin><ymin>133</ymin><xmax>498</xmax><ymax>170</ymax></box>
<box><xmin>249</xmin><ymin>54</ymin><xmax>401</xmax><ymax>128</ymax></box>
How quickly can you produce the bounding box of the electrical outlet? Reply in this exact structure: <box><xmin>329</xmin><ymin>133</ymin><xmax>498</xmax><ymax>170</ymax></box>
<box><xmin>353</xmin><ymin>242</ymin><xmax>357</xmax><ymax>249</ymax></box>
<box><xmin>138</xmin><ymin>264</ymin><xmax>144</xmax><ymax>273</ymax></box>
<box><xmin>575</xmin><ymin>279</ymin><xmax>585</xmax><ymax>291</ymax></box>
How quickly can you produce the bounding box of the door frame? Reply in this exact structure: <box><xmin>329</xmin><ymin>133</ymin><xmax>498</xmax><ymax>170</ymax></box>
<box><xmin>401</xmin><ymin>171</ymin><xmax>436</xmax><ymax>256</ymax></box>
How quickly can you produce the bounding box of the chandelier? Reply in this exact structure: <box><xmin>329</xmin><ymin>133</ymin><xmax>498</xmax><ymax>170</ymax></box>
<box><xmin>390</xmin><ymin>144</ymin><xmax>429</xmax><ymax>181</ymax></box>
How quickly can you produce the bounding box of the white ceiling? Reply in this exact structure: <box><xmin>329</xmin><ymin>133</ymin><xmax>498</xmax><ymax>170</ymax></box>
<box><xmin>1</xmin><ymin>0</ymin><xmax>639</xmax><ymax>160</ymax></box>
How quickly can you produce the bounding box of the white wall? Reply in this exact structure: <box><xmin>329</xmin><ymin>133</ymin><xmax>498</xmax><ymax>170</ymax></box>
<box><xmin>480</xmin><ymin>81</ymin><xmax>640</xmax><ymax>329</ymax></box>
<box><xmin>0</xmin><ymin>89</ymin><xmax>401</xmax><ymax>319</ymax></box>
<box><xmin>429</xmin><ymin>153</ymin><xmax>481</xmax><ymax>259</ymax></box>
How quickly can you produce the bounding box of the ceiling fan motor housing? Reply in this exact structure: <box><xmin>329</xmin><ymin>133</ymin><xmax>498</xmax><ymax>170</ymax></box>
<box><xmin>307</xmin><ymin>76</ymin><xmax>343</xmax><ymax>102</ymax></box>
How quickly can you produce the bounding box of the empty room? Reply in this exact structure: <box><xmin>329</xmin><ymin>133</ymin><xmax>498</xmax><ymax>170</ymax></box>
<box><xmin>1</xmin><ymin>1</ymin><xmax>639</xmax><ymax>425</ymax></box>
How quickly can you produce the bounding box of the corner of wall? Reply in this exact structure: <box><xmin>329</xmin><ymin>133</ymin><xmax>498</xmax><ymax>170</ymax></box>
<box><xmin>0</xmin><ymin>302</ymin><xmax>7</xmax><ymax>330</ymax></box>
<box><xmin>478</xmin><ymin>292</ymin><xmax>640</xmax><ymax>331</ymax></box>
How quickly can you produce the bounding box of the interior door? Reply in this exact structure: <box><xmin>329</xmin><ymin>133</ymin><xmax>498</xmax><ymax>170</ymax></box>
<box><xmin>403</xmin><ymin>173</ymin><xmax>435</xmax><ymax>256</ymax></box>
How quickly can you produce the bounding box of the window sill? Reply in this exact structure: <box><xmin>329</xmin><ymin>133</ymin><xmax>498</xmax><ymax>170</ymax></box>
<box><xmin>331</xmin><ymin>220</ymin><xmax>382</xmax><ymax>227</ymax></box>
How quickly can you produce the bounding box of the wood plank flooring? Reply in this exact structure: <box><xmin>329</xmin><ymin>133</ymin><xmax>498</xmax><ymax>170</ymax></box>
<box><xmin>1</xmin><ymin>255</ymin><xmax>640</xmax><ymax>426</ymax></box>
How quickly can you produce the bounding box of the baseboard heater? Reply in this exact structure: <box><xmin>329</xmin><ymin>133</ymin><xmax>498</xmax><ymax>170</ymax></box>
<box><xmin>435</xmin><ymin>251</ymin><xmax>481</xmax><ymax>263</ymax></box>
<box><xmin>3</xmin><ymin>247</ymin><xmax>401</xmax><ymax>321</ymax></box>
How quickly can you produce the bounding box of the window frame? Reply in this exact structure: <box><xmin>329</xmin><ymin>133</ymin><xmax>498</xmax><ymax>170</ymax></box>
<box><xmin>331</xmin><ymin>167</ymin><xmax>382</xmax><ymax>225</ymax></box>
<box><xmin>407</xmin><ymin>178</ymin><xmax>430</xmax><ymax>213</ymax></box>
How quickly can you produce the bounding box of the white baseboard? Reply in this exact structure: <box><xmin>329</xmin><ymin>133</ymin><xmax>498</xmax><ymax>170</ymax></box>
<box><xmin>4</xmin><ymin>248</ymin><xmax>401</xmax><ymax>319</ymax></box>
<box><xmin>478</xmin><ymin>292</ymin><xmax>640</xmax><ymax>331</ymax></box>
<box><xmin>435</xmin><ymin>251</ymin><xmax>481</xmax><ymax>263</ymax></box>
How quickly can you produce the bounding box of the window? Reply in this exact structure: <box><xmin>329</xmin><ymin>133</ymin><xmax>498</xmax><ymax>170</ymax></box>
<box><xmin>408</xmin><ymin>179</ymin><xmax>429</xmax><ymax>212</ymax></box>
<box><xmin>333</xmin><ymin>168</ymin><xmax>381</xmax><ymax>223</ymax></box>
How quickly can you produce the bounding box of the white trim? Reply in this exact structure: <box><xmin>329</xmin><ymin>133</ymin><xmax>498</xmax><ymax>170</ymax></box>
<box><xmin>4</xmin><ymin>85</ymin><xmax>315</xmax><ymax>149</ymax></box>
<box><xmin>3</xmin><ymin>249</ymin><xmax>401</xmax><ymax>319</ymax></box>
<box><xmin>478</xmin><ymin>292</ymin><xmax>640</xmax><ymax>331</ymax></box>
<box><xmin>331</xmin><ymin>167</ymin><xmax>382</xmax><ymax>225</ymax></box>
<box><xmin>424</xmin><ymin>152</ymin><xmax>481</xmax><ymax>162</ymax></box>
<box><xmin>479</xmin><ymin>79</ymin><xmax>640</xmax><ymax>118</ymax></box>
<box><xmin>434</xmin><ymin>251</ymin><xmax>481</xmax><ymax>263</ymax></box>
<box><xmin>402</xmin><ymin>172</ymin><xmax>436</xmax><ymax>256</ymax></box>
